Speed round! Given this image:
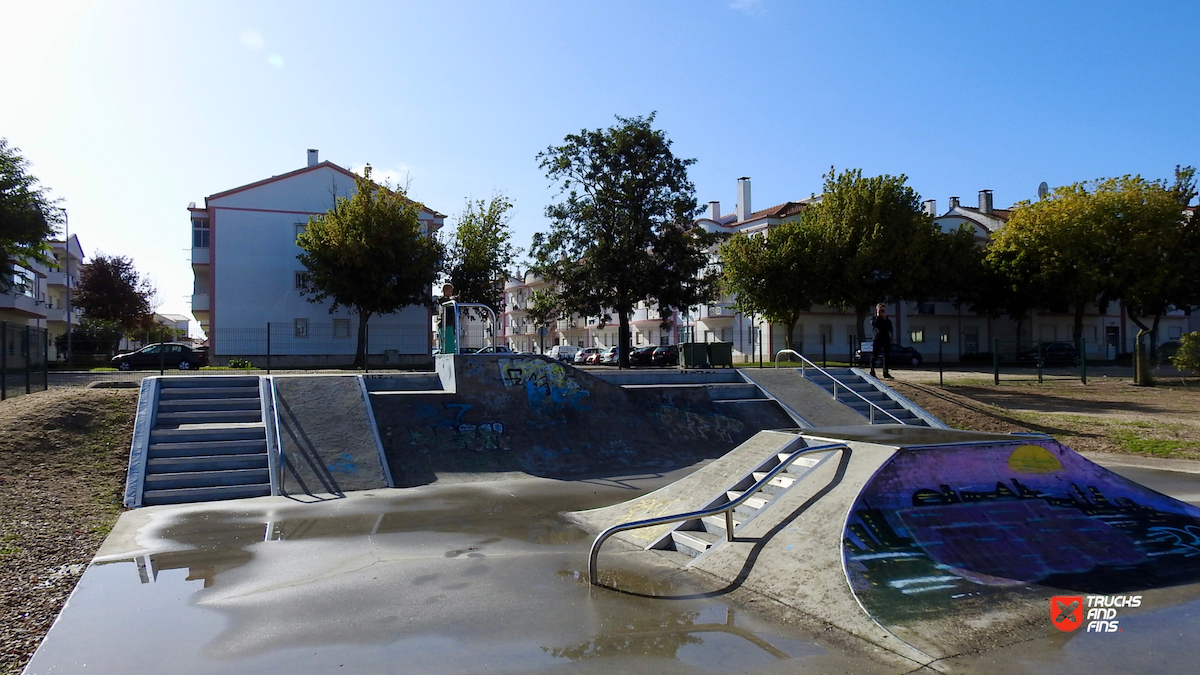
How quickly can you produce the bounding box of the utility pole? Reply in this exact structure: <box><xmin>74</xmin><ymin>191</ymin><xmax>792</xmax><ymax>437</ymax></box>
<box><xmin>63</xmin><ymin>209</ymin><xmax>73</xmax><ymax>366</ymax></box>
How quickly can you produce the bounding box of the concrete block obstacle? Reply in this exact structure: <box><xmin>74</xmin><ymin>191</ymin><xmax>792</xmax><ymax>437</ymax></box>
<box><xmin>572</xmin><ymin>424</ymin><xmax>1200</xmax><ymax>665</ymax></box>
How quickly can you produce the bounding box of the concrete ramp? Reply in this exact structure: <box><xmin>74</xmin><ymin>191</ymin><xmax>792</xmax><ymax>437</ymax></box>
<box><xmin>369</xmin><ymin>355</ymin><xmax>796</xmax><ymax>486</ymax></box>
<box><xmin>274</xmin><ymin>375</ymin><xmax>391</xmax><ymax>495</ymax></box>
<box><xmin>573</xmin><ymin>425</ymin><xmax>1200</xmax><ymax>665</ymax></box>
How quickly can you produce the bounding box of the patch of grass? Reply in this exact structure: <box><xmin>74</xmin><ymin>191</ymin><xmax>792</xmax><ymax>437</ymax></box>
<box><xmin>0</xmin><ymin>532</ymin><xmax>20</xmax><ymax>556</ymax></box>
<box><xmin>1110</xmin><ymin>431</ymin><xmax>1197</xmax><ymax>457</ymax></box>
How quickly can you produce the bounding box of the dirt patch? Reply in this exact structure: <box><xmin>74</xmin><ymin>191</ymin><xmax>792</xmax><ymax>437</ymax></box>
<box><xmin>891</xmin><ymin>374</ymin><xmax>1200</xmax><ymax>459</ymax></box>
<box><xmin>0</xmin><ymin>388</ymin><xmax>136</xmax><ymax>675</ymax></box>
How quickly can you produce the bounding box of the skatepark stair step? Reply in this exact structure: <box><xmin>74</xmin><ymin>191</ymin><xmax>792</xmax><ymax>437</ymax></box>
<box><xmin>130</xmin><ymin>376</ymin><xmax>275</xmax><ymax>507</ymax></box>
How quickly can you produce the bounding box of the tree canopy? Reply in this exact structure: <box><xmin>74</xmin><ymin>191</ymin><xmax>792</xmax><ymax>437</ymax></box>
<box><xmin>532</xmin><ymin>113</ymin><xmax>717</xmax><ymax>367</ymax></box>
<box><xmin>985</xmin><ymin>169</ymin><xmax>1198</xmax><ymax>344</ymax></box>
<box><xmin>719</xmin><ymin>221</ymin><xmax>832</xmax><ymax>351</ymax></box>
<box><xmin>0</xmin><ymin>139</ymin><xmax>60</xmax><ymax>291</ymax></box>
<box><xmin>74</xmin><ymin>254</ymin><xmax>156</xmax><ymax>336</ymax></box>
<box><xmin>296</xmin><ymin>167</ymin><xmax>444</xmax><ymax>367</ymax></box>
<box><xmin>444</xmin><ymin>195</ymin><xmax>520</xmax><ymax>314</ymax></box>
<box><xmin>797</xmin><ymin>168</ymin><xmax>944</xmax><ymax>340</ymax></box>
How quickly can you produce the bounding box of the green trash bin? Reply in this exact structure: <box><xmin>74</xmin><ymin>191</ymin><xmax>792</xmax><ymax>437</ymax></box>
<box><xmin>679</xmin><ymin>342</ymin><xmax>709</xmax><ymax>369</ymax></box>
<box><xmin>708</xmin><ymin>341</ymin><xmax>734</xmax><ymax>368</ymax></box>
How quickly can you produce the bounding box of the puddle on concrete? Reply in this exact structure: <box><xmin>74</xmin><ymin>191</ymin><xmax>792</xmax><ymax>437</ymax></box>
<box><xmin>30</xmin><ymin>473</ymin><xmax>1196</xmax><ymax>674</ymax></box>
<box><xmin>25</xmin><ymin>476</ymin><xmax>840</xmax><ymax>675</ymax></box>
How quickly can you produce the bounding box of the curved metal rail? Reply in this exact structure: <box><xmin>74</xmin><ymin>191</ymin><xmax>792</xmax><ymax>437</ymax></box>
<box><xmin>774</xmin><ymin>349</ymin><xmax>905</xmax><ymax>425</ymax></box>
<box><xmin>588</xmin><ymin>441</ymin><xmax>848</xmax><ymax>586</ymax></box>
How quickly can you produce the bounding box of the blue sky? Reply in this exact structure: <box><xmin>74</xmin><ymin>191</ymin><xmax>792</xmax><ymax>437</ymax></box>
<box><xmin>4</xmin><ymin>0</ymin><xmax>1198</xmax><ymax>335</ymax></box>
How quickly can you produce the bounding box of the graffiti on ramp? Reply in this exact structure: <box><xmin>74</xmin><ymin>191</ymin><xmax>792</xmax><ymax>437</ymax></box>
<box><xmin>842</xmin><ymin>439</ymin><xmax>1200</xmax><ymax>623</ymax></box>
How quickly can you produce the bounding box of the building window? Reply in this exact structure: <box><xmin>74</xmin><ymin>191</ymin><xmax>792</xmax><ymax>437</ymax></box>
<box><xmin>295</xmin><ymin>271</ymin><xmax>309</xmax><ymax>289</ymax></box>
<box><xmin>661</xmin><ymin>335</ymin><xmax>669</xmax><ymax>346</ymax></box>
<box><xmin>333</xmin><ymin>319</ymin><xmax>350</xmax><ymax>338</ymax></box>
<box><xmin>294</xmin><ymin>319</ymin><xmax>309</xmax><ymax>338</ymax></box>
<box><xmin>916</xmin><ymin>302</ymin><xmax>935</xmax><ymax>315</ymax></box>
<box><xmin>819</xmin><ymin>324</ymin><xmax>833</xmax><ymax>346</ymax></box>
<box><xmin>192</xmin><ymin>219</ymin><xmax>210</xmax><ymax>248</ymax></box>
<box><xmin>910</xmin><ymin>328</ymin><xmax>925</xmax><ymax>344</ymax></box>
<box><xmin>295</xmin><ymin>222</ymin><xmax>307</xmax><ymax>241</ymax></box>
<box><xmin>940</xmin><ymin>326</ymin><xmax>951</xmax><ymax>343</ymax></box>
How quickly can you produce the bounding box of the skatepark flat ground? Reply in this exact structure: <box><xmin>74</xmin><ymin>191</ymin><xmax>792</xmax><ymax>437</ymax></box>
<box><xmin>20</xmin><ymin>455</ymin><xmax>1200</xmax><ymax>675</ymax></box>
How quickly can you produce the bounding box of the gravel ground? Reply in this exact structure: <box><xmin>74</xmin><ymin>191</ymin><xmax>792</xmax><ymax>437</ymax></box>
<box><xmin>0</xmin><ymin>388</ymin><xmax>136</xmax><ymax>675</ymax></box>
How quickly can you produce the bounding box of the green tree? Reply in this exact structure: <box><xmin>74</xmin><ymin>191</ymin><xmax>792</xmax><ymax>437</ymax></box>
<box><xmin>533</xmin><ymin>113</ymin><xmax>717</xmax><ymax>368</ymax></box>
<box><xmin>444</xmin><ymin>195</ymin><xmax>520</xmax><ymax>314</ymax></box>
<box><xmin>525</xmin><ymin>288</ymin><xmax>561</xmax><ymax>355</ymax></box>
<box><xmin>1171</xmin><ymin>331</ymin><xmax>1200</xmax><ymax>376</ymax></box>
<box><xmin>719</xmin><ymin>221</ymin><xmax>832</xmax><ymax>352</ymax></box>
<box><xmin>988</xmin><ymin>170</ymin><xmax>1198</xmax><ymax>366</ymax></box>
<box><xmin>0</xmin><ymin>139</ymin><xmax>60</xmax><ymax>291</ymax></box>
<box><xmin>297</xmin><ymin>167</ymin><xmax>443</xmax><ymax>368</ymax></box>
<box><xmin>74</xmin><ymin>254</ymin><xmax>156</xmax><ymax>341</ymax></box>
<box><xmin>56</xmin><ymin>318</ymin><xmax>124</xmax><ymax>356</ymax></box>
<box><xmin>798</xmin><ymin>168</ymin><xmax>943</xmax><ymax>341</ymax></box>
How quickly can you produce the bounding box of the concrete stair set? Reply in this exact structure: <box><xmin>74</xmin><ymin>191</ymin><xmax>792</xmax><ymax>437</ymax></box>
<box><xmin>589</xmin><ymin>368</ymin><xmax>805</xmax><ymax>424</ymax></box>
<box><xmin>647</xmin><ymin>439</ymin><xmax>833</xmax><ymax>560</ymax></box>
<box><xmin>804</xmin><ymin>367</ymin><xmax>931</xmax><ymax>426</ymax></box>
<box><xmin>140</xmin><ymin>376</ymin><xmax>272</xmax><ymax>505</ymax></box>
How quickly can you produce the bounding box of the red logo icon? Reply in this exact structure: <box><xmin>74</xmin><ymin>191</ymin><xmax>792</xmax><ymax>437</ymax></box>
<box><xmin>1052</xmin><ymin>595</ymin><xmax>1084</xmax><ymax>631</ymax></box>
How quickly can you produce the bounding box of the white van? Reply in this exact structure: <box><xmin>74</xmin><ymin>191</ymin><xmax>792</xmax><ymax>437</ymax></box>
<box><xmin>547</xmin><ymin>345</ymin><xmax>580</xmax><ymax>362</ymax></box>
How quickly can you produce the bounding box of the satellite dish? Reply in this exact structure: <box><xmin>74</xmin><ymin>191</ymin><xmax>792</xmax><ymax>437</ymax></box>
<box><xmin>1037</xmin><ymin>182</ymin><xmax>1049</xmax><ymax>199</ymax></box>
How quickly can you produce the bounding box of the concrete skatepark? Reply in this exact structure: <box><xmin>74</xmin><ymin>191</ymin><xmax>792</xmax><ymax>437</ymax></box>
<box><xmin>22</xmin><ymin>354</ymin><xmax>1200</xmax><ymax>674</ymax></box>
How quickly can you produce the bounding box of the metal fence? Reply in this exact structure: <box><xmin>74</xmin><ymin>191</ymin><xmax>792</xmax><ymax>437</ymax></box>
<box><xmin>213</xmin><ymin>322</ymin><xmax>431</xmax><ymax>369</ymax></box>
<box><xmin>1</xmin><ymin>322</ymin><xmax>48</xmax><ymax>401</ymax></box>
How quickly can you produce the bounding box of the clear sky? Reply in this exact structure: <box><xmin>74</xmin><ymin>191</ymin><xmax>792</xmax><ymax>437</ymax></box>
<box><xmin>4</xmin><ymin>0</ymin><xmax>1198</xmax><ymax>336</ymax></box>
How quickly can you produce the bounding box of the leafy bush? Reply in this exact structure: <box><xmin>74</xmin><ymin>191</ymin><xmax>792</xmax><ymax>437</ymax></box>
<box><xmin>1171</xmin><ymin>332</ymin><xmax>1200</xmax><ymax>375</ymax></box>
<box><xmin>227</xmin><ymin>358</ymin><xmax>253</xmax><ymax>369</ymax></box>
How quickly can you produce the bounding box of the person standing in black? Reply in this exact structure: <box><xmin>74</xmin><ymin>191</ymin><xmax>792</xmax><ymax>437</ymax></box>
<box><xmin>870</xmin><ymin>303</ymin><xmax>893</xmax><ymax>379</ymax></box>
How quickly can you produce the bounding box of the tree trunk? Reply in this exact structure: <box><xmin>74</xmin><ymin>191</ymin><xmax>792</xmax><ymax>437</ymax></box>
<box><xmin>855</xmin><ymin>304</ymin><xmax>869</xmax><ymax>354</ymax></box>
<box><xmin>355</xmin><ymin>310</ymin><xmax>372</xmax><ymax>369</ymax></box>
<box><xmin>618</xmin><ymin>310</ymin><xmax>630</xmax><ymax>369</ymax></box>
<box><xmin>783</xmin><ymin>312</ymin><xmax>800</xmax><ymax>361</ymax></box>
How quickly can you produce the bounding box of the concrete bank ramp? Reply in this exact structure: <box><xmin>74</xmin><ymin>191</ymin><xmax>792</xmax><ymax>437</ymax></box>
<box><xmin>368</xmin><ymin>355</ymin><xmax>796</xmax><ymax>486</ymax></box>
<box><xmin>274</xmin><ymin>375</ymin><xmax>390</xmax><ymax>495</ymax></box>
<box><xmin>572</xmin><ymin>425</ymin><xmax>1200</xmax><ymax>667</ymax></box>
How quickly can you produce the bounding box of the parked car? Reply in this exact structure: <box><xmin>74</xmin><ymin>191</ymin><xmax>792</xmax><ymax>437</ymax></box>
<box><xmin>472</xmin><ymin>345</ymin><xmax>514</xmax><ymax>354</ymax></box>
<box><xmin>854</xmin><ymin>343</ymin><xmax>924</xmax><ymax>367</ymax></box>
<box><xmin>547</xmin><ymin>344</ymin><xmax>580</xmax><ymax>362</ymax></box>
<box><xmin>651</xmin><ymin>345</ymin><xmax>678</xmax><ymax>367</ymax></box>
<box><xmin>598</xmin><ymin>347</ymin><xmax>619</xmax><ymax>365</ymax></box>
<box><xmin>574</xmin><ymin>347</ymin><xmax>603</xmax><ymax>365</ymax></box>
<box><xmin>628</xmin><ymin>346</ymin><xmax>657</xmax><ymax>367</ymax></box>
<box><xmin>112</xmin><ymin>343</ymin><xmax>208</xmax><ymax>371</ymax></box>
<box><xmin>1156</xmin><ymin>340</ymin><xmax>1180</xmax><ymax>366</ymax></box>
<box><xmin>1015</xmin><ymin>342</ymin><xmax>1079</xmax><ymax>366</ymax></box>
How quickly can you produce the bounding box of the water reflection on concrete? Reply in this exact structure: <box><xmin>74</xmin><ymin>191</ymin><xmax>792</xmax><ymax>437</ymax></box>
<box><xmin>26</xmin><ymin>475</ymin><xmax>832</xmax><ymax>675</ymax></box>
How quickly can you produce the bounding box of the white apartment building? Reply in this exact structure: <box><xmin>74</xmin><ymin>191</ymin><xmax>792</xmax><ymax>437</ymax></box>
<box><xmin>189</xmin><ymin>150</ymin><xmax>445</xmax><ymax>367</ymax></box>
<box><xmin>1</xmin><ymin>235</ymin><xmax>85</xmax><ymax>361</ymax></box>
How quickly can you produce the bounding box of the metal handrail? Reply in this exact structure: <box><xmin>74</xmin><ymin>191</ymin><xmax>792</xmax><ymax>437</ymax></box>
<box><xmin>268</xmin><ymin>376</ymin><xmax>286</xmax><ymax>494</ymax></box>
<box><xmin>773</xmin><ymin>349</ymin><xmax>905</xmax><ymax>425</ymax></box>
<box><xmin>587</xmin><ymin>441</ymin><xmax>847</xmax><ymax>586</ymax></box>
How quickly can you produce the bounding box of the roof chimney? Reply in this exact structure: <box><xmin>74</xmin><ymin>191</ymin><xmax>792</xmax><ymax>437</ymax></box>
<box><xmin>307</xmin><ymin>149</ymin><xmax>319</xmax><ymax>167</ymax></box>
<box><xmin>979</xmin><ymin>189</ymin><xmax>993</xmax><ymax>215</ymax></box>
<box><xmin>923</xmin><ymin>199</ymin><xmax>937</xmax><ymax>217</ymax></box>
<box><xmin>708</xmin><ymin>201</ymin><xmax>721</xmax><ymax>220</ymax></box>
<box><xmin>736</xmin><ymin>177</ymin><xmax>751</xmax><ymax>222</ymax></box>
<box><xmin>949</xmin><ymin>196</ymin><xmax>960</xmax><ymax>210</ymax></box>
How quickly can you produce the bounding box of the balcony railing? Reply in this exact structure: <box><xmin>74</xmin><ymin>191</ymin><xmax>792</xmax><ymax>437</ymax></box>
<box><xmin>191</xmin><ymin>294</ymin><xmax>210</xmax><ymax>312</ymax></box>
<box><xmin>192</xmin><ymin>246</ymin><xmax>210</xmax><ymax>266</ymax></box>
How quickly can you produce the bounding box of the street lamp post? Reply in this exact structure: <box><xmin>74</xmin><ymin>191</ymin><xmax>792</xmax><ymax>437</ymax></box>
<box><xmin>63</xmin><ymin>208</ymin><xmax>72</xmax><ymax>365</ymax></box>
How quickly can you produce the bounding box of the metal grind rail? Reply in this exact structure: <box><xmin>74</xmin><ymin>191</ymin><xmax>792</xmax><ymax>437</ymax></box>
<box><xmin>587</xmin><ymin>441</ymin><xmax>849</xmax><ymax>586</ymax></box>
<box><xmin>773</xmin><ymin>349</ymin><xmax>906</xmax><ymax>425</ymax></box>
